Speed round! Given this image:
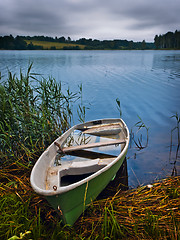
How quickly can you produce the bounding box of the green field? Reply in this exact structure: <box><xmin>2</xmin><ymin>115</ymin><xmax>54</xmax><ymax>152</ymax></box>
<box><xmin>25</xmin><ymin>40</ymin><xmax>85</xmax><ymax>50</ymax></box>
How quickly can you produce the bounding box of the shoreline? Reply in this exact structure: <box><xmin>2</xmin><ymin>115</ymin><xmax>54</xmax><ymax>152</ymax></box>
<box><xmin>0</xmin><ymin>159</ymin><xmax>179</xmax><ymax>239</ymax></box>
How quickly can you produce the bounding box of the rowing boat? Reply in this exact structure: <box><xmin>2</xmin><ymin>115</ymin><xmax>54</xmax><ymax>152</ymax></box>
<box><xmin>30</xmin><ymin>118</ymin><xmax>129</xmax><ymax>225</ymax></box>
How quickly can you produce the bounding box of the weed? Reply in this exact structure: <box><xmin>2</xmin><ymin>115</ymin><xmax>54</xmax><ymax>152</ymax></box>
<box><xmin>170</xmin><ymin>112</ymin><xmax>180</xmax><ymax>162</ymax></box>
<box><xmin>131</xmin><ymin>115</ymin><xmax>149</xmax><ymax>150</ymax></box>
<box><xmin>116</xmin><ymin>98</ymin><xmax>122</xmax><ymax>118</ymax></box>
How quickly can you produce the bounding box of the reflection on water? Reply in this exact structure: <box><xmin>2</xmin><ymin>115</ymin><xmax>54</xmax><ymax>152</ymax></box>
<box><xmin>0</xmin><ymin>50</ymin><xmax>180</xmax><ymax>188</ymax></box>
<box><xmin>152</xmin><ymin>51</ymin><xmax>180</xmax><ymax>76</ymax></box>
<box><xmin>98</xmin><ymin>158</ymin><xmax>128</xmax><ymax>199</ymax></box>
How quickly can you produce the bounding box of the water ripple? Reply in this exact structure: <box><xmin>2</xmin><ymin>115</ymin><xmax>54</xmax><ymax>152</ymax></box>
<box><xmin>0</xmin><ymin>50</ymin><xmax>180</xmax><ymax>187</ymax></box>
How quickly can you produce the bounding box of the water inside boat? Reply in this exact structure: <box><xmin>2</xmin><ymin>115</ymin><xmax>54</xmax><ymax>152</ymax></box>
<box><xmin>54</xmin><ymin>130</ymin><xmax>122</xmax><ymax>167</ymax></box>
<box><xmin>47</xmin><ymin>129</ymin><xmax>124</xmax><ymax>188</ymax></box>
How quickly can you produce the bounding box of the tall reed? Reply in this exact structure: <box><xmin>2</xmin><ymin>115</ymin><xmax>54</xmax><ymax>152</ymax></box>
<box><xmin>0</xmin><ymin>64</ymin><xmax>84</xmax><ymax>164</ymax></box>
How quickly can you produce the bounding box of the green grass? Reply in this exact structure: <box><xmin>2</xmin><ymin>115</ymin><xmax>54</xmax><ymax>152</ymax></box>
<box><xmin>25</xmin><ymin>40</ymin><xmax>85</xmax><ymax>50</ymax></box>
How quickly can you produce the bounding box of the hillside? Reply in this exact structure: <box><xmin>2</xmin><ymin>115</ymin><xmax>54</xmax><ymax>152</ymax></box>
<box><xmin>25</xmin><ymin>40</ymin><xmax>85</xmax><ymax>50</ymax></box>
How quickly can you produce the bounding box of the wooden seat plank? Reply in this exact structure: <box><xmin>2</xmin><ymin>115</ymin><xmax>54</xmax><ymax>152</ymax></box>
<box><xmin>65</xmin><ymin>149</ymin><xmax>117</xmax><ymax>159</ymax></box>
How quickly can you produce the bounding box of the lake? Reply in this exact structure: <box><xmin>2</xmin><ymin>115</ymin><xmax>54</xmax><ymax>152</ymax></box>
<box><xmin>0</xmin><ymin>50</ymin><xmax>180</xmax><ymax>187</ymax></box>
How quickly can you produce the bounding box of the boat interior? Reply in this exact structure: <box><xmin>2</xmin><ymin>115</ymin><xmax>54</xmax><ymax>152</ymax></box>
<box><xmin>45</xmin><ymin>121</ymin><xmax>127</xmax><ymax>190</ymax></box>
<box><xmin>46</xmin><ymin>155</ymin><xmax>115</xmax><ymax>189</ymax></box>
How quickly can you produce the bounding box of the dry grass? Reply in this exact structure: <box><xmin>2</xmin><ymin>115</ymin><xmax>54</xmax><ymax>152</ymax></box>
<box><xmin>0</xmin><ymin>160</ymin><xmax>179</xmax><ymax>239</ymax></box>
<box><xmin>75</xmin><ymin>176</ymin><xmax>180</xmax><ymax>239</ymax></box>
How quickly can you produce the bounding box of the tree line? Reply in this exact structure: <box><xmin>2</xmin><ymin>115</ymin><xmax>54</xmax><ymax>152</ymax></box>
<box><xmin>74</xmin><ymin>38</ymin><xmax>154</xmax><ymax>50</ymax></box>
<box><xmin>154</xmin><ymin>30</ymin><xmax>180</xmax><ymax>49</ymax></box>
<box><xmin>2</xmin><ymin>32</ymin><xmax>180</xmax><ymax>50</ymax></box>
<box><xmin>0</xmin><ymin>35</ymin><xmax>155</xmax><ymax>50</ymax></box>
<box><xmin>0</xmin><ymin>35</ymin><xmax>43</xmax><ymax>50</ymax></box>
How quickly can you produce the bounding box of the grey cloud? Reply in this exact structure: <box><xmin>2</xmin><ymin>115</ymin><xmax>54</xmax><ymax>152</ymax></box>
<box><xmin>105</xmin><ymin>0</ymin><xmax>180</xmax><ymax>31</ymax></box>
<box><xmin>0</xmin><ymin>0</ymin><xmax>67</xmax><ymax>36</ymax></box>
<box><xmin>0</xmin><ymin>0</ymin><xmax>179</xmax><ymax>41</ymax></box>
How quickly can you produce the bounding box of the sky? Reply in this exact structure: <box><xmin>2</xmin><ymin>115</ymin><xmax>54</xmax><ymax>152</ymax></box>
<box><xmin>0</xmin><ymin>0</ymin><xmax>179</xmax><ymax>42</ymax></box>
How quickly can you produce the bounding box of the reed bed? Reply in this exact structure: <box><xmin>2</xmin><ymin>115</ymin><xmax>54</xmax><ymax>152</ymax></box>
<box><xmin>0</xmin><ymin>64</ymin><xmax>84</xmax><ymax>165</ymax></box>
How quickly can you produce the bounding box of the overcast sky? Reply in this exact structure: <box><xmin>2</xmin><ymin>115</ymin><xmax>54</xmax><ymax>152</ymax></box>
<box><xmin>0</xmin><ymin>0</ymin><xmax>179</xmax><ymax>42</ymax></box>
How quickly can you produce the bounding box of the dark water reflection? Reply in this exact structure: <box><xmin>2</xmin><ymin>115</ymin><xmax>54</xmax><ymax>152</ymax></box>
<box><xmin>0</xmin><ymin>50</ymin><xmax>179</xmax><ymax>187</ymax></box>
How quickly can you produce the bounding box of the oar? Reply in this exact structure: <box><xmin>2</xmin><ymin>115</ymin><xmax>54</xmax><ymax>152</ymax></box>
<box><xmin>55</xmin><ymin>139</ymin><xmax>125</xmax><ymax>153</ymax></box>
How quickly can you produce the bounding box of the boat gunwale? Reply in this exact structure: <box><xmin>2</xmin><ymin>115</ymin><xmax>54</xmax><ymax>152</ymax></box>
<box><xmin>30</xmin><ymin>118</ymin><xmax>129</xmax><ymax>196</ymax></box>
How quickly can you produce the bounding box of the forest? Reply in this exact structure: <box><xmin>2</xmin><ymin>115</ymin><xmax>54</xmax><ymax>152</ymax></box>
<box><xmin>0</xmin><ymin>35</ymin><xmax>43</xmax><ymax>50</ymax></box>
<box><xmin>0</xmin><ymin>35</ymin><xmax>154</xmax><ymax>50</ymax></box>
<box><xmin>154</xmin><ymin>30</ymin><xmax>180</xmax><ymax>49</ymax></box>
<box><xmin>0</xmin><ymin>30</ymin><xmax>179</xmax><ymax>50</ymax></box>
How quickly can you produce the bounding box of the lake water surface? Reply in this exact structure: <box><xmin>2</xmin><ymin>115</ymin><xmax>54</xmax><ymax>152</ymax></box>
<box><xmin>0</xmin><ymin>50</ymin><xmax>180</xmax><ymax>187</ymax></box>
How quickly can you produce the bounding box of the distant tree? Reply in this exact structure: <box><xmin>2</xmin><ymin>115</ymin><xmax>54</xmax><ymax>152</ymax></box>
<box><xmin>50</xmin><ymin>46</ymin><xmax>56</xmax><ymax>50</ymax></box>
<box><xmin>14</xmin><ymin>36</ymin><xmax>27</xmax><ymax>50</ymax></box>
<box><xmin>154</xmin><ymin>35</ymin><xmax>160</xmax><ymax>49</ymax></box>
<box><xmin>67</xmin><ymin>37</ymin><xmax>71</xmax><ymax>42</ymax></box>
<box><xmin>27</xmin><ymin>42</ymin><xmax>35</xmax><ymax>50</ymax></box>
<box><xmin>0</xmin><ymin>35</ymin><xmax>14</xmax><ymax>49</ymax></box>
<box><xmin>128</xmin><ymin>41</ymin><xmax>134</xmax><ymax>49</ymax></box>
<box><xmin>141</xmin><ymin>40</ymin><xmax>146</xmax><ymax>50</ymax></box>
<box><xmin>76</xmin><ymin>38</ymin><xmax>87</xmax><ymax>45</ymax></box>
<box><xmin>63</xmin><ymin>46</ymin><xmax>80</xmax><ymax>50</ymax></box>
<box><xmin>154</xmin><ymin>30</ymin><xmax>180</xmax><ymax>49</ymax></box>
<box><xmin>175</xmin><ymin>30</ymin><xmax>180</xmax><ymax>48</ymax></box>
<box><xmin>165</xmin><ymin>32</ymin><xmax>174</xmax><ymax>48</ymax></box>
<box><xmin>58</xmin><ymin>36</ymin><xmax>66</xmax><ymax>43</ymax></box>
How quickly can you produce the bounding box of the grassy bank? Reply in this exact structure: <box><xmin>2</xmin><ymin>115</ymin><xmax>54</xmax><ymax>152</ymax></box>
<box><xmin>0</xmin><ymin>67</ymin><xmax>179</xmax><ymax>239</ymax></box>
<box><xmin>25</xmin><ymin>40</ymin><xmax>85</xmax><ymax>50</ymax></box>
<box><xmin>0</xmin><ymin>162</ymin><xmax>179</xmax><ymax>239</ymax></box>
